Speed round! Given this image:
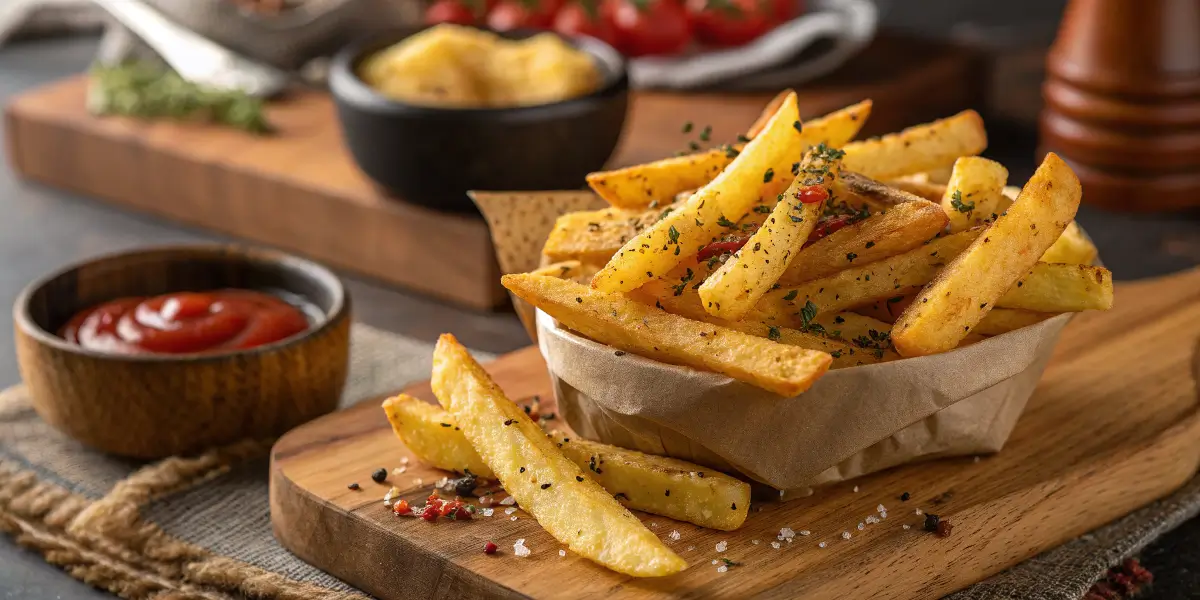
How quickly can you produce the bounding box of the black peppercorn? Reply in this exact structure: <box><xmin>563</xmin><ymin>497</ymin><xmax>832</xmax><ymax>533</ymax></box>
<box><xmin>347</xmin><ymin>482</ymin><xmax>360</xmax><ymax>490</ymax></box>
<box><xmin>923</xmin><ymin>513</ymin><xmax>940</xmax><ymax>532</ymax></box>
<box><xmin>370</xmin><ymin>468</ymin><xmax>388</xmax><ymax>484</ymax></box>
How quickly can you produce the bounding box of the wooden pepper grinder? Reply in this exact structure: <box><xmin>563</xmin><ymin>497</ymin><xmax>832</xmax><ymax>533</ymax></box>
<box><xmin>1039</xmin><ymin>0</ymin><xmax>1200</xmax><ymax>211</ymax></box>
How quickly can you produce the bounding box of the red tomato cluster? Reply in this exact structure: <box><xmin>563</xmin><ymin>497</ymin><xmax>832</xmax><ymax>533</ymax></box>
<box><xmin>424</xmin><ymin>0</ymin><xmax>804</xmax><ymax>57</ymax></box>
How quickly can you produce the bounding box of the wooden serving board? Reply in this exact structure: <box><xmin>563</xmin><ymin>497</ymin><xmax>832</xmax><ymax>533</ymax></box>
<box><xmin>4</xmin><ymin>36</ymin><xmax>981</xmax><ymax>311</ymax></box>
<box><xmin>270</xmin><ymin>268</ymin><xmax>1200</xmax><ymax>599</ymax></box>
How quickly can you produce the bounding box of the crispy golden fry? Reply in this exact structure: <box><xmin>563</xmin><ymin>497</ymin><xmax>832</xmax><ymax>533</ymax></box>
<box><xmin>941</xmin><ymin>157</ymin><xmax>1008</xmax><ymax>232</ymax></box>
<box><xmin>432</xmin><ymin>334</ymin><xmax>686</xmax><ymax>577</ymax></box>
<box><xmin>758</xmin><ymin>229</ymin><xmax>983</xmax><ymax>324</ymax></box>
<box><xmin>699</xmin><ymin>145</ymin><xmax>841</xmax><ymax>320</ymax></box>
<box><xmin>997</xmin><ymin>263</ymin><xmax>1113</xmax><ymax>312</ymax></box>
<box><xmin>778</xmin><ymin>200</ymin><xmax>949</xmax><ymax>285</ymax></box>
<box><xmin>841</xmin><ymin>110</ymin><xmax>988</xmax><ymax>180</ymax></box>
<box><xmin>852</xmin><ymin>294</ymin><xmax>914</xmax><ymax>323</ymax></box>
<box><xmin>529</xmin><ymin>260</ymin><xmax>584</xmax><ymax>281</ymax></box>
<box><xmin>973</xmin><ymin>308</ymin><xmax>1057</xmax><ymax>336</ymax></box>
<box><xmin>886</xmin><ymin>176</ymin><xmax>945</xmax><ymax>202</ymax></box>
<box><xmin>585</xmin><ymin>99</ymin><xmax>871</xmax><ymax>210</ymax></box>
<box><xmin>381</xmin><ymin>394</ymin><xmax>751</xmax><ymax>530</ymax></box>
<box><xmin>1040</xmin><ymin>221</ymin><xmax>1098</xmax><ymax>265</ymax></box>
<box><xmin>549</xmin><ymin>432</ymin><xmax>749</xmax><ymax>530</ymax></box>
<box><xmin>812</xmin><ymin>312</ymin><xmax>890</xmax><ymax>342</ymax></box>
<box><xmin>834</xmin><ymin>171</ymin><xmax>929</xmax><ymax>212</ymax></box>
<box><xmin>382</xmin><ymin>394</ymin><xmax>495</xmax><ymax>477</ymax></box>
<box><xmin>891</xmin><ymin>153</ymin><xmax>1083</xmax><ymax>357</ymax></box>
<box><xmin>591</xmin><ymin>93</ymin><xmax>804</xmax><ymax>294</ymax></box>
<box><xmin>505</xmin><ymin>274</ymin><xmax>831</xmax><ymax>395</ymax></box>
<box><xmin>542</xmin><ymin>203</ymin><xmax>676</xmax><ymax>264</ymax></box>
<box><xmin>745</xmin><ymin>89</ymin><xmax>793</xmax><ymax>139</ymax></box>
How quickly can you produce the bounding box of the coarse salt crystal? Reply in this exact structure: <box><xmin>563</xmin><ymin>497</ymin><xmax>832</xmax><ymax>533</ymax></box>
<box><xmin>669</xmin><ymin>530</ymin><xmax>681</xmax><ymax>541</ymax></box>
<box><xmin>974</xmin><ymin>455</ymin><xmax>981</xmax><ymax>463</ymax></box>
<box><xmin>715</xmin><ymin>541</ymin><xmax>728</xmax><ymax>552</ymax></box>
<box><xmin>400</xmin><ymin>457</ymin><xmax>409</xmax><ymax>465</ymax></box>
<box><xmin>711</xmin><ymin>559</ymin><xmax>720</xmax><ymax>565</ymax></box>
<box><xmin>842</xmin><ymin>531</ymin><xmax>852</xmax><ymax>540</ymax></box>
<box><xmin>504</xmin><ymin>507</ymin><xmax>518</xmax><ymax>515</ymax></box>
<box><xmin>779</xmin><ymin>489</ymin><xmax>785</xmax><ymax>497</ymax></box>
<box><xmin>717</xmin><ymin>565</ymin><xmax>729</xmax><ymax>573</ymax></box>
<box><xmin>865</xmin><ymin>516</ymin><xmax>879</xmax><ymax>525</ymax></box>
<box><xmin>778</xmin><ymin>527</ymin><xmax>796</xmax><ymax>541</ymax></box>
<box><xmin>392</xmin><ymin>467</ymin><xmax>406</xmax><ymax>476</ymax></box>
<box><xmin>799</xmin><ymin>530</ymin><xmax>811</xmax><ymax>536</ymax></box>
<box><xmin>915</xmin><ymin>508</ymin><xmax>924</xmax><ymax>515</ymax></box>
<box><xmin>687</xmin><ymin>546</ymin><xmax>696</xmax><ymax>552</ymax></box>
<box><xmin>500</xmin><ymin>496</ymin><xmax>517</xmax><ymax>506</ymax></box>
<box><xmin>413</xmin><ymin>478</ymin><xmax>423</xmax><ymax>486</ymax></box>
<box><xmin>559</xmin><ymin>549</ymin><xmax>567</xmax><ymax>557</ymax></box>
<box><xmin>771</xmin><ymin>542</ymin><xmax>781</xmax><ymax>549</ymax></box>
<box><xmin>902</xmin><ymin>524</ymin><xmax>911</xmax><ymax>530</ymax></box>
<box><xmin>819</xmin><ymin>541</ymin><xmax>827</xmax><ymax>548</ymax></box>
<box><xmin>751</xmin><ymin>540</ymin><xmax>760</xmax><ymax>545</ymax></box>
<box><xmin>481</xmin><ymin>508</ymin><xmax>494</xmax><ymax>517</ymax></box>
<box><xmin>877</xmin><ymin>504</ymin><xmax>887</xmax><ymax>513</ymax></box>
<box><xmin>853</xmin><ymin>485</ymin><xmax>859</xmax><ymax>493</ymax></box>
<box><xmin>513</xmin><ymin>539</ymin><xmax>530</xmax><ymax>557</ymax></box>
<box><xmin>510</xmin><ymin>516</ymin><xmax>518</xmax><ymax>521</ymax></box>
<box><xmin>436</xmin><ymin>477</ymin><xmax>448</xmax><ymax>488</ymax></box>
<box><xmin>880</xmin><ymin>511</ymin><xmax>888</xmax><ymax>519</ymax></box>
<box><xmin>649</xmin><ymin>522</ymin><xmax>657</xmax><ymax>528</ymax></box>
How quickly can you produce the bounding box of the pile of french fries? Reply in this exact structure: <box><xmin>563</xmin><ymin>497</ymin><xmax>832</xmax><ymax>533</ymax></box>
<box><xmin>504</xmin><ymin>90</ymin><xmax>1111</xmax><ymax>393</ymax></box>
<box><xmin>380</xmin><ymin>92</ymin><xmax>1114</xmax><ymax>578</ymax></box>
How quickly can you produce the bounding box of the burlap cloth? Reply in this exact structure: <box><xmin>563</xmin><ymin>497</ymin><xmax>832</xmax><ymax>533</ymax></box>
<box><xmin>0</xmin><ymin>322</ymin><xmax>1196</xmax><ymax>599</ymax></box>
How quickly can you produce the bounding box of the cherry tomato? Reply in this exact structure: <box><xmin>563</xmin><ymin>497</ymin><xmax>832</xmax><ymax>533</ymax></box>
<box><xmin>552</xmin><ymin>1</ymin><xmax>619</xmax><ymax>47</ymax></box>
<box><xmin>609</xmin><ymin>0</ymin><xmax>692</xmax><ymax>57</ymax></box>
<box><xmin>687</xmin><ymin>0</ymin><xmax>780</xmax><ymax>47</ymax></box>
<box><xmin>487</xmin><ymin>0</ymin><xmax>562</xmax><ymax>30</ymax></box>
<box><xmin>773</xmin><ymin>0</ymin><xmax>802</xmax><ymax>22</ymax></box>
<box><xmin>424</xmin><ymin>0</ymin><xmax>478</xmax><ymax>25</ymax></box>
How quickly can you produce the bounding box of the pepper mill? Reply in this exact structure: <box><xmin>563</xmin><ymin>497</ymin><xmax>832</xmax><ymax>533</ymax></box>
<box><xmin>1039</xmin><ymin>0</ymin><xmax>1200</xmax><ymax>212</ymax></box>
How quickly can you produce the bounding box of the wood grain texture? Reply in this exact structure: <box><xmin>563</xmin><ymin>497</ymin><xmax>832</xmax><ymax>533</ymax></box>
<box><xmin>270</xmin><ymin>268</ymin><xmax>1200</xmax><ymax>599</ymax></box>
<box><xmin>3</xmin><ymin>35</ymin><xmax>981</xmax><ymax>310</ymax></box>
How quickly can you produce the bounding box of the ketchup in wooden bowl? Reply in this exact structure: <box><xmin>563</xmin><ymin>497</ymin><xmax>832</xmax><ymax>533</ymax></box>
<box><xmin>60</xmin><ymin>290</ymin><xmax>312</xmax><ymax>355</ymax></box>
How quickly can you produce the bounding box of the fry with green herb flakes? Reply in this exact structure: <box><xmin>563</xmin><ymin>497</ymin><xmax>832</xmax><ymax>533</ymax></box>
<box><xmin>941</xmin><ymin>157</ymin><xmax>1008</xmax><ymax>232</ymax></box>
<box><xmin>432</xmin><ymin>334</ymin><xmax>686</xmax><ymax>577</ymax></box>
<box><xmin>777</xmin><ymin>200</ymin><xmax>949</xmax><ymax>285</ymax></box>
<box><xmin>891</xmin><ymin>153</ymin><xmax>1083</xmax><ymax>357</ymax></box>
<box><xmin>591</xmin><ymin>92</ymin><xmax>804</xmax><ymax>294</ymax></box>
<box><xmin>997</xmin><ymin>263</ymin><xmax>1112</xmax><ymax>312</ymax></box>
<box><xmin>585</xmin><ymin>99</ymin><xmax>871</xmax><ymax>210</ymax></box>
<box><xmin>505</xmin><ymin>274</ymin><xmax>831</xmax><ymax>395</ymax></box>
<box><xmin>381</xmin><ymin>394</ymin><xmax>751</xmax><ymax>530</ymax></box>
<box><xmin>842</xmin><ymin>110</ymin><xmax>988</xmax><ymax>180</ymax></box>
<box><xmin>699</xmin><ymin>144</ymin><xmax>842</xmax><ymax>320</ymax></box>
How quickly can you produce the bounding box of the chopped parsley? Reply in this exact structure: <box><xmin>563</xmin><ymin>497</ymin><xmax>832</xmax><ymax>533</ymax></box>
<box><xmin>799</xmin><ymin>300</ymin><xmax>820</xmax><ymax>332</ymax></box>
<box><xmin>668</xmin><ymin>225</ymin><xmax>680</xmax><ymax>245</ymax></box>
<box><xmin>722</xmin><ymin>144</ymin><xmax>740</xmax><ymax>158</ymax></box>
<box><xmin>681</xmin><ymin>121</ymin><xmax>693</xmax><ymax>134</ymax></box>
<box><xmin>846</xmin><ymin>252</ymin><xmax>858</xmax><ymax>262</ymax></box>
<box><xmin>950</xmin><ymin>189</ymin><xmax>975</xmax><ymax>214</ymax></box>
<box><xmin>736</xmin><ymin>134</ymin><xmax>751</xmax><ymax>143</ymax></box>
<box><xmin>753</xmin><ymin>205</ymin><xmax>772</xmax><ymax>214</ymax></box>
<box><xmin>792</xmin><ymin>162</ymin><xmax>800</xmax><ymax>176</ymax></box>
<box><xmin>699</xmin><ymin>125</ymin><xmax>712</xmax><ymax>142</ymax></box>
<box><xmin>783</xmin><ymin>289</ymin><xmax>799</xmax><ymax>301</ymax></box>
<box><xmin>763</xmin><ymin>168</ymin><xmax>775</xmax><ymax>183</ymax></box>
<box><xmin>793</xmin><ymin>120</ymin><xmax>803</xmax><ymax>135</ymax></box>
<box><xmin>865</xmin><ymin>241</ymin><xmax>875</xmax><ymax>248</ymax></box>
<box><xmin>767</xmin><ymin>325</ymin><xmax>781</xmax><ymax>341</ymax></box>
<box><xmin>671</xmin><ymin>268</ymin><xmax>695</xmax><ymax>296</ymax></box>
<box><xmin>716</xmin><ymin>215</ymin><xmax>737</xmax><ymax>228</ymax></box>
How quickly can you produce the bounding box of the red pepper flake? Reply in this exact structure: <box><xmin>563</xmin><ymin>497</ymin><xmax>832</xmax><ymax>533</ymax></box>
<box><xmin>935</xmin><ymin>520</ymin><xmax>953</xmax><ymax>538</ymax></box>
<box><xmin>484</xmin><ymin>541</ymin><xmax>499</xmax><ymax>555</ymax></box>
<box><xmin>420</xmin><ymin>503</ymin><xmax>440</xmax><ymax>522</ymax></box>
<box><xmin>696</xmin><ymin>238</ymin><xmax>748</xmax><ymax>262</ymax></box>
<box><xmin>794</xmin><ymin>185</ymin><xmax>828</xmax><ymax>205</ymax></box>
<box><xmin>392</xmin><ymin>499</ymin><xmax>411</xmax><ymax>515</ymax></box>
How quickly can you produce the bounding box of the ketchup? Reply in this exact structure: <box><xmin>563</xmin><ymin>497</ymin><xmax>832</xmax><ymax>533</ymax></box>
<box><xmin>60</xmin><ymin>290</ymin><xmax>310</xmax><ymax>355</ymax></box>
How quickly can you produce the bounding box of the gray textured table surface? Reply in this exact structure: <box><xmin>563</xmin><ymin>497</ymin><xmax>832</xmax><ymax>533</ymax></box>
<box><xmin>0</xmin><ymin>33</ymin><xmax>1198</xmax><ymax>600</ymax></box>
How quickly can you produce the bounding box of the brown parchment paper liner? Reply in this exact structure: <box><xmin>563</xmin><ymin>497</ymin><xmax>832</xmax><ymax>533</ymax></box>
<box><xmin>472</xmin><ymin>189</ymin><xmax>1082</xmax><ymax>493</ymax></box>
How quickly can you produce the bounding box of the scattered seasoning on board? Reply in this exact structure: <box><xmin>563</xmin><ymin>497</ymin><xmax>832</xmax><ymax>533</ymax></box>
<box><xmin>347</xmin><ymin>482</ymin><xmax>360</xmax><ymax>491</ymax></box>
<box><xmin>936</xmin><ymin>521</ymin><xmax>954</xmax><ymax>537</ymax></box>
<box><xmin>900</xmin><ymin>492</ymin><xmax>910</xmax><ymax>501</ymax></box>
<box><xmin>371</xmin><ymin>468</ymin><xmax>388</xmax><ymax>484</ymax></box>
<box><xmin>484</xmin><ymin>541</ymin><xmax>498</xmax><ymax>555</ymax></box>
<box><xmin>923</xmin><ymin>513</ymin><xmax>941</xmax><ymax>532</ymax></box>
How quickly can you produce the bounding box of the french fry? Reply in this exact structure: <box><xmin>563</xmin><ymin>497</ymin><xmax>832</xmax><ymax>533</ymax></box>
<box><xmin>841</xmin><ymin>110</ymin><xmax>988</xmax><ymax>180</ymax></box>
<box><xmin>432</xmin><ymin>334</ymin><xmax>687</xmax><ymax>577</ymax></box>
<box><xmin>591</xmin><ymin>92</ymin><xmax>804</xmax><ymax>294</ymax></box>
<box><xmin>973</xmin><ymin>308</ymin><xmax>1057</xmax><ymax>336</ymax></box>
<box><xmin>745</xmin><ymin>89</ymin><xmax>793</xmax><ymax>139</ymax></box>
<box><xmin>758</xmin><ymin>229</ymin><xmax>983</xmax><ymax>324</ymax></box>
<box><xmin>853</xmin><ymin>295</ymin><xmax>915</xmax><ymax>323</ymax></box>
<box><xmin>529</xmin><ymin>260</ymin><xmax>584</xmax><ymax>281</ymax></box>
<box><xmin>381</xmin><ymin>394</ymin><xmax>751</xmax><ymax>530</ymax></box>
<box><xmin>504</xmin><ymin>274</ymin><xmax>832</xmax><ymax>395</ymax></box>
<box><xmin>834</xmin><ymin>171</ymin><xmax>930</xmax><ymax>212</ymax></box>
<box><xmin>585</xmin><ymin>99</ymin><xmax>872</xmax><ymax>209</ymax></box>
<box><xmin>891</xmin><ymin>153</ymin><xmax>1083</xmax><ymax>357</ymax></box>
<box><xmin>886</xmin><ymin>176</ymin><xmax>946</xmax><ymax>202</ymax></box>
<box><xmin>1041</xmin><ymin>221</ymin><xmax>1098</xmax><ymax>265</ymax></box>
<box><xmin>777</xmin><ymin>200</ymin><xmax>949</xmax><ymax>285</ymax></box>
<box><xmin>940</xmin><ymin>157</ymin><xmax>1009</xmax><ymax>232</ymax></box>
<box><xmin>997</xmin><ymin>263</ymin><xmax>1113</xmax><ymax>312</ymax></box>
<box><xmin>812</xmin><ymin>312</ymin><xmax>892</xmax><ymax>343</ymax></box>
<box><xmin>699</xmin><ymin>144</ymin><xmax>842</xmax><ymax>320</ymax></box>
<box><xmin>542</xmin><ymin>203</ymin><xmax>676</xmax><ymax>265</ymax></box>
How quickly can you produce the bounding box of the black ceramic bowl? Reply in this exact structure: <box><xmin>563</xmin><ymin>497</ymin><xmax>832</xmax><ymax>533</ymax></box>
<box><xmin>329</xmin><ymin>27</ymin><xmax>629</xmax><ymax>213</ymax></box>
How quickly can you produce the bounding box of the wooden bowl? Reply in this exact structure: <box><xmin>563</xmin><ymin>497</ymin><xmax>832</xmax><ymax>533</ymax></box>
<box><xmin>13</xmin><ymin>246</ymin><xmax>351</xmax><ymax>459</ymax></box>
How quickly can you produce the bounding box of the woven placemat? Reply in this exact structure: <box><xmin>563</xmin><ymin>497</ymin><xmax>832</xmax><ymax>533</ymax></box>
<box><xmin>0</xmin><ymin>322</ymin><xmax>1196</xmax><ymax>599</ymax></box>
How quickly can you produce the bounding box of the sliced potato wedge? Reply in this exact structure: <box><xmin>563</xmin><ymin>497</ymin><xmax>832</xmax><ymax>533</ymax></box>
<box><xmin>432</xmin><ymin>334</ymin><xmax>687</xmax><ymax>577</ymax></box>
<box><xmin>1040</xmin><ymin>221</ymin><xmax>1098</xmax><ymax>265</ymax></box>
<box><xmin>997</xmin><ymin>263</ymin><xmax>1113</xmax><ymax>312</ymax></box>
<box><xmin>842</xmin><ymin>110</ymin><xmax>988</xmax><ymax>180</ymax></box>
<box><xmin>505</xmin><ymin>273</ymin><xmax>831</xmax><ymax>395</ymax></box>
<box><xmin>382</xmin><ymin>394</ymin><xmax>750</xmax><ymax>530</ymax></box>
<box><xmin>591</xmin><ymin>92</ymin><xmax>804</xmax><ymax>294</ymax></box>
<box><xmin>891</xmin><ymin>153</ymin><xmax>1083</xmax><ymax>357</ymax></box>
<box><xmin>940</xmin><ymin>156</ymin><xmax>1008</xmax><ymax>232</ymax></box>
<box><xmin>542</xmin><ymin>203</ymin><xmax>676</xmax><ymax>265</ymax></box>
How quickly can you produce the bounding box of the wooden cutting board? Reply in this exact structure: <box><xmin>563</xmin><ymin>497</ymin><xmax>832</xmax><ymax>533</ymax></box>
<box><xmin>270</xmin><ymin>268</ymin><xmax>1200</xmax><ymax>599</ymax></box>
<box><xmin>4</xmin><ymin>36</ymin><xmax>982</xmax><ymax>310</ymax></box>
